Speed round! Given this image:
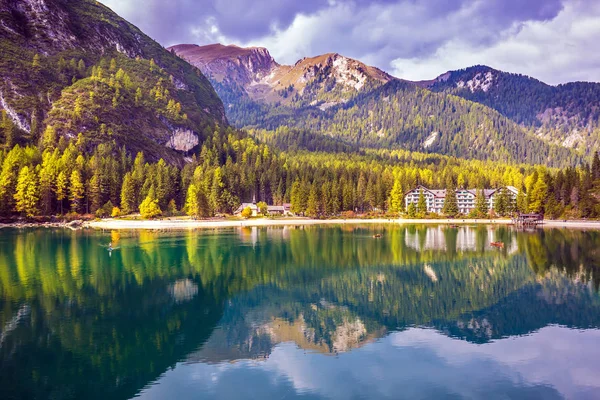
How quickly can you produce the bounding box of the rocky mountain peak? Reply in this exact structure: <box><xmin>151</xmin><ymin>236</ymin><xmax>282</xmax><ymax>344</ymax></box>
<box><xmin>169</xmin><ymin>43</ymin><xmax>279</xmax><ymax>85</ymax></box>
<box><xmin>170</xmin><ymin>43</ymin><xmax>394</xmax><ymax>106</ymax></box>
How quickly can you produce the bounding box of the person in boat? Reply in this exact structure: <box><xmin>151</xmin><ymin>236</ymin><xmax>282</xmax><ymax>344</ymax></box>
<box><xmin>108</xmin><ymin>242</ymin><xmax>113</xmax><ymax>251</ymax></box>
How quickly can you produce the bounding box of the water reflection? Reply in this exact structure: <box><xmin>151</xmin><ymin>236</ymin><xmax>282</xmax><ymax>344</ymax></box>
<box><xmin>0</xmin><ymin>225</ymin><xmax>599</xmax><ymax>399</ymax></box>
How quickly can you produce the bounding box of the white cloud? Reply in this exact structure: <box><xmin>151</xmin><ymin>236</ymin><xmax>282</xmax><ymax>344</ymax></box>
<box><xmin>100</xmin><ymin>0</ymin><xmax>599</xmax><ymax>84</ymax></box>
<box><xmin>390</xmin><ymin>1</ymin><xmax>600</xmax><ymax>83</ymax></box>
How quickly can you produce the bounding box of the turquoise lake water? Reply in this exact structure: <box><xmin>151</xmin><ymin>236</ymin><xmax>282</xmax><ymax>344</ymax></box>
<box><xmin>1</xmin><ymin>225</ymin><xmax>599</xmax><ymax>399</ymax></box>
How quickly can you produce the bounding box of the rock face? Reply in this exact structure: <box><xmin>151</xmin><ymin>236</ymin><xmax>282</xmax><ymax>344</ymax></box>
<box><xmin>172</xmin><ymin>44</ymin><xmax>279</xmax><ymax>86</ymax></box>
<box><xmin>169</xmin><ymin>44</ymin><xmax>393</xmax><ymax>106</ymax></box>
<box><xmin>166</xmin><ymin>129</ymin><xmax>199</xmax><ymax>152</ymax></box>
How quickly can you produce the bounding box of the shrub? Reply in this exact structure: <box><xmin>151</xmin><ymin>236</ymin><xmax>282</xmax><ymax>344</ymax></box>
<box><xmin>241</xmin><ymin>206</ymin><xmax>253</xmax><ymax>219</ymax></box>
<box><xmin>140</xmin><ymin>197</ymin><xmax>162</xmax><ymax>219</ymax></box>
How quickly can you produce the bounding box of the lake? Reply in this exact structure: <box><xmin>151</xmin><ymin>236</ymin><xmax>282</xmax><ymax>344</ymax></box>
<box><xmin>1</xmin><ymin>225</ymin><xmax>599</xmax><ymax>400</ymax></box>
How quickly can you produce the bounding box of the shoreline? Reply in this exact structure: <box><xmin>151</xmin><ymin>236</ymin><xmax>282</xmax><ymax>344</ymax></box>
<box><xmin>81</xmin><ymin>217</ymin><xmax>600</xmax><ymax>230</ymax></box>
<box><xmin>2</xmin><ymin>218</ymin><xmax>600</xmax><ymax>230</ymax></box>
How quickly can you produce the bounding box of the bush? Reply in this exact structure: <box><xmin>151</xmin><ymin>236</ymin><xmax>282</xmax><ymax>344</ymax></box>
<box><xmin>140</xmin><ymin>197</ymin><xmax>162</xmax><ymax>219</ymax></box>
<box><xmin>257</xmin><ymin>201</ymin><xmax>268</xmax><ymax>216</ymax></box>
<box><xmin>95</xmin><ymin>201</ymin><xmax>114</xmax><ymax>218</ymax></box>
<box><xmin>111</xmin><ymin>207</ymin><xmax>121</xmax><ymax>217</ymax></box>
<box><xmin>341</xmin><ymin>211</ymin><xmax>356</xmax><ymax>219</ymax></box>
<box><xmin>241</xmin><ymin>206</ymin><xmax>253</xmax><ymax>219</ymax></box>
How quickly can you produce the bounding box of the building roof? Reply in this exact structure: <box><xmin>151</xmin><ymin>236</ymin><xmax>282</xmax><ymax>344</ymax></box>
<box><xmin>429</xmin><ymin>189</ymin><xmax>446</xmax><ymax>198</ymax></box>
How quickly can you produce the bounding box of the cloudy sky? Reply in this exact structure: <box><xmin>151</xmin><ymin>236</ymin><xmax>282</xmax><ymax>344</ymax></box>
<box><xmin>101</xmin><ymin>0</ymin><xmax>600</xmax><ymax>84</ymax></box>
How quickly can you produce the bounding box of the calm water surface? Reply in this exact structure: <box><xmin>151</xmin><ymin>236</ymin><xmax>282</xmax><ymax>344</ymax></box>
<box><xmin>1</xmin><ymin>225</ymin><xmax>599</xmax><ymax>400</ymax></box>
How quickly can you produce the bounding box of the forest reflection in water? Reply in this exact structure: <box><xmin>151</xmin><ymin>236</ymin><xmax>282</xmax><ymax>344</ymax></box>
<box><xmin>0</xmin><ymin>225</ymin><xmax>599</xmax><ymax>400</ymax></box>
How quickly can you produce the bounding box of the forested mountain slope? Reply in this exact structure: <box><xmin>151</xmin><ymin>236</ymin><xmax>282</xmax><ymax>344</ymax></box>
<box><xmin>0</xmin><ymin>0</ymin><xmax>226</xmax><ymax>163</ymax></box>
<box><xmin>171</xmin><ymin>44</ymin><xmax>579</xmax><ymax>166</ymax></box>
<box><xmin>422</xmin><ymin>65</ymin><xmax>600</xmax><ymax>155</ymax></box>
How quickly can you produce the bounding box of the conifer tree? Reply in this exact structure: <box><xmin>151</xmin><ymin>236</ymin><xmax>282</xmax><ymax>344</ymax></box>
<box><xmin>516</xmin><ymin>188</ymin><xmax>527</xmax><ymax>213</ymax></box>
<box><xmin>77</xmin><ymin>59</ymin><xmax>86</xmax><ymax>76</ymax></box>
<box><xmin>69</xmin><ymin>170</ymin><xmax>85</xmax><ymax>213</ymax></box>
<box><xmin>473</xmin><ymin>188</ymin><xmax>489</xmax><ymax>218</ymax></box>
<box><xmin>41</xmin><ymin>125</ymin><xmax>57</xmax><ymax>150</ymax></box>
<box><xmin>14</xmin><ymin>166</ymin><xmax>39</xmax><ymax>217</ymax></box>
<box><xmin>389</xmin><ymin>177</ymin><xmax>403</xmax><ymax>214</ymax></box>
<box><xmin>494</xmin><ymin>188</ymin><xmax>509</xmax><ymax>217</ymax></box>
<box><xmin>592</xmin><ymin>151</ymin><xmax>600</xmax><ymax>181</ymax></box>
<box><xmin>197</xmin><ymin>185</ymin><xmax>212</xmax><ymax>218</ymax></box>
<box><xmin>120</xmin><ymin>172</ymin><xmax>135</xmax><ymax>215</ymax></box>
<box><xmin>0</xmin><ymin>145</ymin><xmax>23</xmax><ymax>214</ymax></box>
<box><xmin>528</xmin><ymin>178</ymin><xmax>549</xmax><ymax>213</ymax></box>
<box><xmin>185</xmin><ymin>183</ymin><xmax>200</xmax><ymax>218</ymax></box>
<box><xmin>306</xmin><ymin>184</ymin><xmax>320</xmax><ymax>218</ymax></box>
<box><xmin>55</xmin><ymin>171</ymin><xmax>67</xmax><ymax>214</ymax></box>
<box><xmin>442</xmin><ymin>181</ymin><xmax>459</xmax><ymax>217</ymax></box>
<box><xmin>1</xmin><ymin>110</ymin><xmax>14</xmax><ymax>149</ymax></box>
<box><xmin>407</xmin><ymin>202</ymin><xmax>417</xmax><ymax>218</ymax></box>
<box><xmin>210</xmin><ymin>167</ymin><xmax>225</xmax><ymax>213</ymax></box>
<box><xmin>32</xmin><ymin>54</ymin><xmax>41</xmax><ymax>69</ymax></box>
<box><xmin>290</xmin><ymin>180</ymin><xmax>306</xmax><ymax>215</ymax></box>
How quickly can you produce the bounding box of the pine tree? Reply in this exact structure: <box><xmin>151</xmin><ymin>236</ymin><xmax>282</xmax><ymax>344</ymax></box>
<box><xmin>120</xmin><ymin>172</ymin><xmax>135</xmax><ymax>215</ymax></box>
<box><xmin>185</xmin><ymin>183</ymin><xmax>199</xmax><ymax>218</ymax></box>
<box><xmin>473</xmin><ymin>188</ymin><xmax>489</xmax><ymax>218</ymax></box>
<box><xmin>290</xmin><ymin>180</ymin><xmax>307</xmax><ymax>215</ymax></box>
<box><xmin>197</xmin><ymin>185</ymin><xmax>212</xmax><ymax>218</ymax></box>
<box><xmin>74</xmin><ymin>96</ymin><xmax>85</xmax><ymax>120</ymax></box>
<box><xmin>389</xmin><ymin>177</ymin><xmax>403</xmax><ymax>214</ymax></box>
<box><xmin>305</xmin><ymin>184</ymin><xmax>320</xmax><ymax>218</ymax></box>
<box><xmin>69</xmin><ymin>170</ymin><xmax>85</xmax><ymax>213</ymax></box>
<box><xmin>528</xmin><ymin>178</ymin><xmax>548</xmax><ymax>213</ymax></box>
<box><xmin>0</xmin><ymin>145</ymin><xmax>23</xmax><ymax>214</ymax></box>
<box><xmin>442</xmin><ymin>182</ymin><xmax>459</xmax><ymax>217</ymax></box>
<box><xmin>14</xmin><ymin>166</ymin><xmax>39</xmax><ymax>217</ymax></box>
<box><xmin>210</xmin><ymin>167</ymin><xmax>224</xmax><ymax>214</ymax></box>
<box><xmin>41</xmin><ymin>125</ymin><xmax>57</xmax><ymax>150</ymax></box>
<box><xmin>77</xmin><ymin>59</ymin><xmax>86</xmax><ymax>77</ymax></box>
<box><xmin>592</xmin><ymin>151</ymin><xmax>600</xmax><ymax>181</ymax></box>
<box><xmin>407</xmin><ymin>202</ymin><xmax>417</xmax><ymax>218</ymax></box>
<box><xmin>55</xmin><ymin>171</ymin><xmax>67</xmax><ymax>214</ymax></box>
<box><xmin>494</xmin><ymin>187</ymin><xmax>508</xmax><ymax>217</ymax></box>
<box><xmin>135</xmin><ymin>87</ymin><xmax>143</xmax><ymax>105</ymax></box>
<box><xmin>32</xmin><ymin>54</ymin><xmax>41</xmax><ymax>69</ymax></box>
<box><xmin>516</xmin><ymin>188</ymin><xmax>527</xmax><ymax>213</ymax></box>
<box><xmin>1</xmin><ymin>111</ymin><xmax>15</xmax><ymax>149</ymax></box>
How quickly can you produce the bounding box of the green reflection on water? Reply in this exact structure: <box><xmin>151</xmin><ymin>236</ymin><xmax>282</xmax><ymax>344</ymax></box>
<box><xmin>0</xmin><ymin>225</ymin><xmax>599</xmax><ymax>399</ymax></box>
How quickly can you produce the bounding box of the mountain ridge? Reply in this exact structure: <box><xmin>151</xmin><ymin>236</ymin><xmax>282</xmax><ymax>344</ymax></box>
<box><xmin>422</xmin><ymin>65</ymin><xmax>600</xmax><ymax>153</ymax></box>
<box><xmin>170</xmin><ymin>42</ymin><xmax>582</xmax><ymax>166</ymax></box>
<box><xmin>169</xmin><ymin>43</ymin><xmax>394</xmax><ymax>107</ymax></box>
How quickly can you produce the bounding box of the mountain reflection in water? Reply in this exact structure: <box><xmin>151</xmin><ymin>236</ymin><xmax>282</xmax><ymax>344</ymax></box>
<box><xmin>0</xmin><ymin>225</ymin><xmax>599</xmax><ymax>400</ymax></box>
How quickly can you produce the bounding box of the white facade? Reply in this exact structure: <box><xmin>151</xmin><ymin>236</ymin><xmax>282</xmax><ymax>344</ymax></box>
<box><xmin>405</xmin><ymin>186</ymin><xmax>518</xmax><ymax>215</ymax></box>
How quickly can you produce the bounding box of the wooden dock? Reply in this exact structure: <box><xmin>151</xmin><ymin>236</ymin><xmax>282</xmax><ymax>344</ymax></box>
<box><xmin>512</xmin><ymin>213</ymin><xmax>544</xmax><ymax>226</ymax></box>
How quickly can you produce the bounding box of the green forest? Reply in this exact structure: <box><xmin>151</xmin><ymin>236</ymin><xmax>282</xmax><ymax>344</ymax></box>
<box><xmin>2</xmin><ymin>113</ymin><xmax>600</xmax><ymax>220</ymax></box>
